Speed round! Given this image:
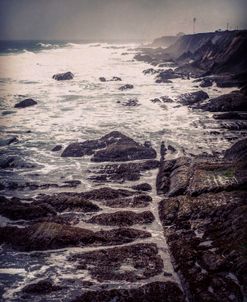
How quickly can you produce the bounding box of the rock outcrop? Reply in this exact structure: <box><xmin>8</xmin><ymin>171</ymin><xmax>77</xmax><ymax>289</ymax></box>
<box><xmin>61</xmin><ymin>131</ymin><xmax>157</xmax><ymax>162</ymax></box>
<box><xmin>14</xmin><ymin>98</ymin><xmax>37</xmax><ymax>108</ymax></box>
<box><xmin>52</xmin><ymin>72</ymin><xmax>74</xmax><ymax>81</ymax></box>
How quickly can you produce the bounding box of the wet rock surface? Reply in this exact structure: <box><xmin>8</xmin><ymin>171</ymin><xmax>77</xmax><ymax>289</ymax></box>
<box><xmin>157</xmin><ymin>138</ymin><xmax>247</xmax><ymax>301</ymax></box>
<box><xmin>69</xmin><ymin>243</ymin><xmax>163</xmax><ymax>282</ymax></box>
<box><xmin>52</xmin><ymin>71</ymin><xmax>74</xmax><ymax>81</ymax></box>
<box><xmin>119</xmin><ymin>84</ymin><xmax>134</xmax><ymax>90</ymax></box>
<box><xmin>177</xmin><ymin>90</ymin><xmax>209</xmax><ymax>106</ymax></box>
<box><xmin>0</xmin><ymin>222</ymin><xmax>152</xmax><ymax>251</ymax></box>
<box><xmin>14</xmin><ymin>98</ymin><xmax>37</xmax><ymax>108</ymax></box>
<box><xmin>157</xmin><ymin>140</ymin><xmax>247</xmax><ymax>197</ymax></box>
<box><xmin>88</xmin><ymin>160</ymin><xmax>159</xmax><ymax>183</ymax></box>
<box><xmin>197</xmin><ymin>91</ymin><xmax>247</xmax><ymax>112</ymax></box>
<box><xmin>61</xmin><ymin>131</ymin><xmax>157</xmax><ymax>161</ymax></box>
<box><xmin>72</xmin><ymin>281</ymin><xmax>185</xmax><ymax>302</ymax></box>
<box><xmin>87</xmin><ymin>210</ymin><xmax>155</xmax><ymax>226</ymax></box>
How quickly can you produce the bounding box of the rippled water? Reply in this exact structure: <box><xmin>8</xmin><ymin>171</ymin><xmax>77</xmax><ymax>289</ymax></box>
<box><xmin>0</xmin><ymin>42</ymin><xmax>241</xmax><ymax>301</ymax></box>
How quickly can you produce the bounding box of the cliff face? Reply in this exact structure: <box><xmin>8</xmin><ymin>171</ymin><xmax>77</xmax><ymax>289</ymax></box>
<box><xmin>164</xmin><ymin>30</ymin><xmax>247</xmax><ymax>75</ymax></box>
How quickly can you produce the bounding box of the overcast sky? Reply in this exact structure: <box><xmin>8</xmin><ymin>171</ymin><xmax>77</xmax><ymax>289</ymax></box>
<box><xmin>0</xmin><ymin>0</ymin><xmax>246</xmax><ymax>40</ymax></box>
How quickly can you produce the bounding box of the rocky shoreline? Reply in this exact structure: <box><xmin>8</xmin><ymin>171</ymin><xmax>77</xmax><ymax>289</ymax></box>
<box><xmin>0</xmin><ymin>31</ymin><xmax>247</xmax><ymax>301</ymax></box>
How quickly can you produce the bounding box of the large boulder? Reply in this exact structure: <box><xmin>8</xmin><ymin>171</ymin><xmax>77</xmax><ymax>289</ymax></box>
<box><xmin>178</xmin><ymin>90</ymin><xmax>209</xmax><ymax>106</ymax></box>
<box><xmin>61</xmin><ymin>131</ymin><xmax>157</xmax><ymax>162</ymax></box>
<box><xmin>224</xmin><ymin>138</ymin><xmax>247</xmax><ymax>162</ymax></box>
<box><xmin>14</xmin><ymin>98</ymin><xmax>37</xmax><ymax>108</ymax></box>
<box><xmin>198</xmin><ymin>91</ymin><xmax>247</xmax><ymax>112</ymax></box>
<box><xmin>52</xmin><ymin>71</ymin><xmax>74</xmax><ymax>81</ymax></box>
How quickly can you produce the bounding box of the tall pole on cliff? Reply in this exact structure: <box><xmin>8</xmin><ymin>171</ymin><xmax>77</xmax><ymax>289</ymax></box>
<box><xmin>193</xmin><ymin>17</ymin><xmax>196</xmax><ymax>34</ymax></box>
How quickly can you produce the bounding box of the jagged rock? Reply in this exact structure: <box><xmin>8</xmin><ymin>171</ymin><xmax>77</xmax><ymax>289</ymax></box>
<box><xmin>69</xmin><ymin>243</ymin><xmax>164</xmax><ymax>282</ymax></box>
<box><xmin>157</xmin><ymin>152</ymin><xmax>247</xmax><ymax>197</ymax></box>
<box><xmin>119</xmin><ymin>84</ymin><xmax>134</xmax><ymax>90</ymax></box>
<box><xmin>121</xmin><ymin>98</ymin><xmax>139</xmax><ymax>106</ymax></box>
<box><xmin>224</xmin><ymin>138</ymin><xmax>247</xmax><ymax>162</ymax></box>
<box><xmin>14</xmin><ymin>98</ymin><xmax>37</xmax><ymax>108</ymax></box>
<box><xmin>88</xmin><ymin>160</ymin><xmax>159</xmax><ymax>183</ymax></box>
<box><xmin>51</xmin><ymin>145</ymin><xmax>63</xmax><ymax>152</ymax></box>
<box><xmin>62</xmin><ymin>131</ymin><xmax>157</xmax><ymax>162</ymax></box>
<box><xmin>198</xmin><ymin>91</ymin><xmax>247</xmax><ymax>112</ymax></box>
<box><xmin>155</xmin><ymin>69</ymin><xmax>180</xmax><ymax>83</ymax></box>
<box><xmin>87</xmin><ymin>210</ymin><xmax>155</xmax><ymax>226</ymax></box>
<box><xmin>22</xmin><ymin>280</ymin><xmax>62</xmax><ymax>294</ymax></box>
<box><xmin>0</xmin><ymin>222</ymin><xmax>151</xmax><ymax>251</ymax></box>
<box><xmin>99</xmin><ymin>194</ymin><xmax>152</xmax><ymax>208</ymax></box>
<box><xmin>150</xmin><ymin>98</ymin><xmax>161</xmax><ymax>103</ymax></box>
<box><xmin>161</xmin><ymin>96</ymin><xmax>174</xmax><ymax>103</ymax></box>
<box><xmin>0</xmin><ymin>196</ymin><xmax>56</xmax><ymax>220</ymax></box>
<box><xmin>199</xmin><ymin>78</ymin><xmax>213</xmax><ymax>87</ymax></box>
<box><xmin>111</xmin><ymin>76</ymin><xmax>122</xmax><ymax>81</ymax></box>
<box><xmin>36</xmin><ymin>192</ymin><xmax>101</xmax><ymax>212</ymax></box>
<box><xmin>178</xmin><ymin>90</ymin><xmax>209</xmax><ymax>106</ymax></box>
<box><xmin>52</xmin><ymin>72</ymin><xmax>74</xmax><ymax>81</ymax></box>
<box><xmin>131</xmin><ymin>183</ymin><xmax>152</xmax><ymax>192</ymax></box>
<box><xmin>72</xmin><ymin>281</ymin><xmax>185</xmax><ymax>302</ymax></box>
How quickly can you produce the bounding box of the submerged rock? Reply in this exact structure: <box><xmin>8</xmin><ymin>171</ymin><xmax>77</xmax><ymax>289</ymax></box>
<box><xmin>72</xmin><ymin>281</ymin><xmax>185</xmax><ymax>302</ymax></box>
<box><xmin>52</xmin><ymin>71</ymin><xmax>74</xmax><ymax>81</ymax></box>
<box><xmin>213</xmin><ymin>112</ymin><xmax>247</xmax><ymax>120</ymax></box>
<box><xmin>88</xmin><ymin>160</ymin><xmax>159</xmax><ymax>183</ymax></box>
<box><xmin>62</xmin><ymin>131</ymin><xmax>157</xmax><ymax>162</ymax></box>
<box><xmin>119</xmin><ymin>84</ymin><xmax>134</xmax><ymax>90</ymax></box>
<box><xmin>0</xmin><ymin>155</ymin><xmax>36</xmax><ymax>169</ymax></box>
<box><xmin>14</xmin><ymin>98</ymin><xmax>37</xmax><ymax>108</ymax></box>
<box><xmin>121</xmin><ymin>98</ymin><xmax>139</xmax><ymax>106</ymax></box>
<box><xmin>0</xmin><ymin>136</ymin><xmax>18</xmax><ymax>146</ymax></box>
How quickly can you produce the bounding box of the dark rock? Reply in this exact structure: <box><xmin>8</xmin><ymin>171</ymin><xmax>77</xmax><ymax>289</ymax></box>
<box><xmin>72</xmin><ymin>281</ymin><xmax>185</xmax><ymax>302</ymax></box>
<box><xmin>121</xmin><ymin>98</ymin><xmax>139</xmax><ymax>106</ymax></box>
<box><xmin>119</xmin><ymin>84</ymin><xmax>134</xmax><ymax>91</ymax></box>
<box><xmin>22</xmin><ymin>280</ymin><xmax>62</xmax><ymax>294</ymax></box>
<box><xmin>224</xmin><ymin>138</ymin><xmax>247</xmax><ymax>162</ymax></box>
<box><xmin>100</xmin><ymin>194</ymin><xmax>152</xmax><ymax>208</ymax></box>
<box><xmin>143</xmin><ymin>68</ymin><xmax>163</xmax><ymax>75</ymax></box>
<box><xmin>99</xmin><ymin>77</ymin><xmax>106</xmax><ymax>82</ymax></box>
<box><xmin>51</xmin><ymin>145</ymin><xmax>63</xmax><ymax>152</ymax></box>
<box><xmin>111</xmin><ymin>76</ymin><xmax>122</xmax><ymax>81</ymax></box>
<box><xmin>87</xmin><ymin>210</ymin><xmax>155</xmax><ymax>226</ymax></box>
<box><xmin>14</xmin><ymin>98</ymin><xmax>37</xmax><ymax>108</ymax></box>
<box><xmin>36</xmin><ymin>192</ymin><xmax>101</xmax><ymax>212</ymax></box>
<box><xmin>199</xmin><ymin>78</ymin><xmax>213</xmax><ymax>87</ymax></box>
<box><xmin>132</xmin><ymin>183</ymin><xmax>152</xmax><ymax>192</ymax></box>
<box><xmin>0</xmin><ymin>196</ymin><xmax>56</xmax><ymax>220</ymax></box>
<box><xmin>2</xmin><ymin>110</ymin><xmax>16</xmax><ymax>116</ymax></box>
<box><xmin>69</xmin><ymin>243</ymin><xmax>164</xmax><ymax>282</ymax></box>
<box><xmin>62</xmin><ymin>131</ymin><xmax>157</xmax><ymax>162</ymax></box>
<box><xmin>0</xmin><ymin>222</ymin><xmax>150</xmax><ymax>251</ymax></box>
<box><xmin>155</xmin><ymin>69</ymin><xmax>180</xmax><ymax>83</ymax></box>
<box><xmin>150</xmin><ymin>98</ymin><xmax>161</xmax><ymax>103</ymax></box>
<box><xmin>198</xmin><ymin>91</ymin><xmax>247</xmax><ymax>112</ymax></box>
<box><xmin>52</xmin><ymin>71</ymin><xmax>74</xmax><ymax>81</ymax></box>
<box><xmin>161</xmin><ymin>96</ymin><xmax>174</xmax><ymax>103</ymax></box>
<box><xmin>213</xmin><ymin>112</ymin><xmax>247</xmax><ymax>120</ymax></box>
<box><xmin>178</xmin><ymin>90</ymin><xmax>209</xmax><ymax>106</ymax></box>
